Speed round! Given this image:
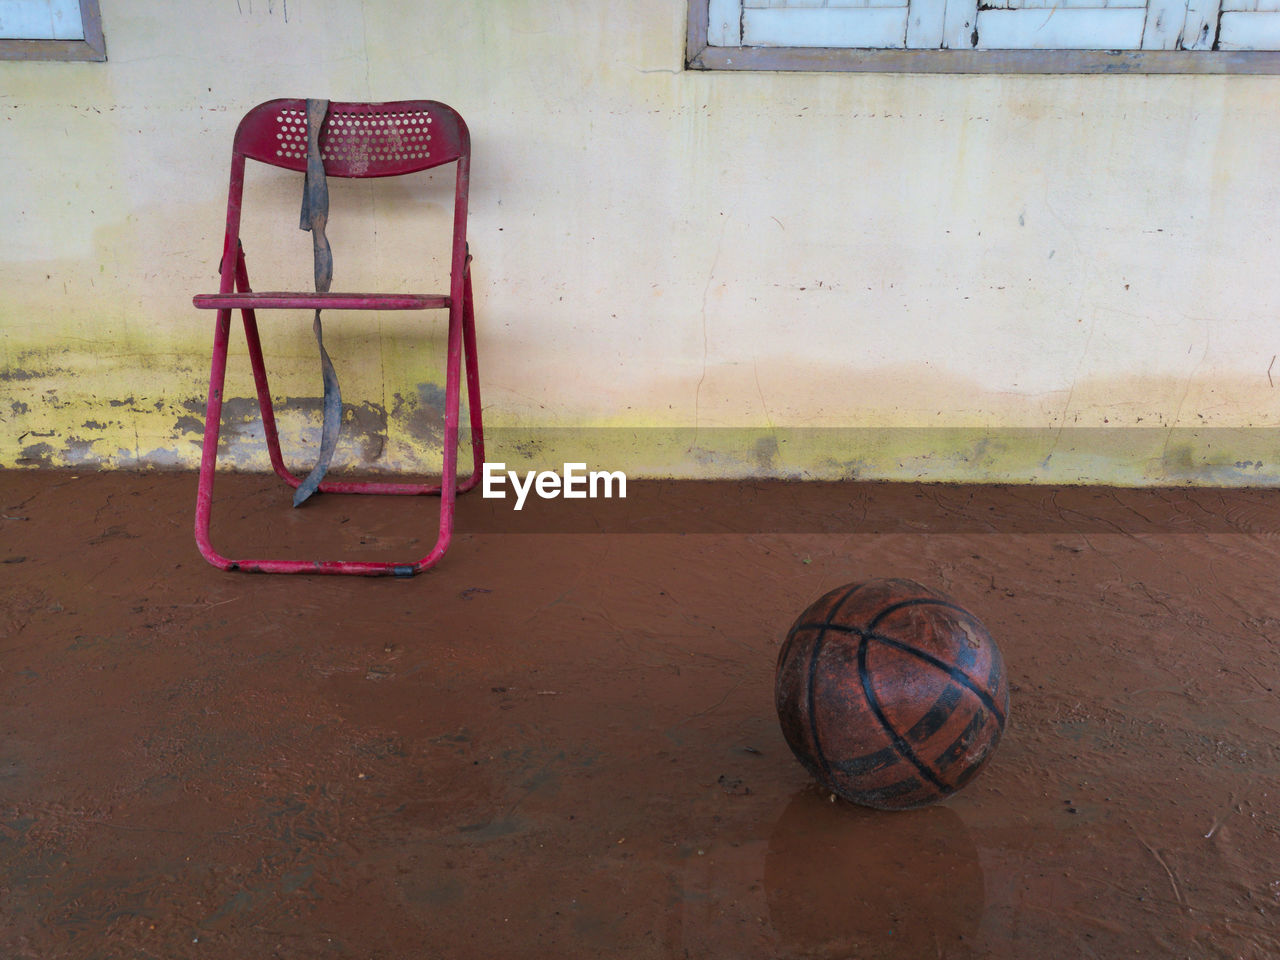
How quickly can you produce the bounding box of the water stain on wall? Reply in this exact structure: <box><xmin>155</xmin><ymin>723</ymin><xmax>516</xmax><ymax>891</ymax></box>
<box><xmin>175</xmin><ymin>397</ymin><xmax>389</xmax><ymax>465</ymax></box>
<box><xmin>16</xmin><ymin>443</ymin><xmax>54</xmax><ymax>468</ymax></box>
<box><xmin>390</xmin><ymin>383</ymin><xmax>447</xmax><ymax>447</ymax></box>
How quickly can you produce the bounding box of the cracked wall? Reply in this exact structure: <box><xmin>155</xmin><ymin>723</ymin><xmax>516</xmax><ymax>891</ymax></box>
<box><xmin>3</xmin><ymin>1</ymin><xmax>1280</xmax><ymax>484</ymax></box>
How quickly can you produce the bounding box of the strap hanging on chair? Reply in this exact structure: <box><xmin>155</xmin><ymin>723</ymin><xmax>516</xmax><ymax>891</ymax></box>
<box><xmin>293</xmin><ymin>98</ymin><xmax>342</xmax><ymax>507</ymax></box>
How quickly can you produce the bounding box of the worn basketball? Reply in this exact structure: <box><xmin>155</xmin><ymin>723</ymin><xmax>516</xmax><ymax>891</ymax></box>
<box><xmin>775</xmin><ymin>578</ymin><xmax>1009</xmax><ymax>810</ymax></box>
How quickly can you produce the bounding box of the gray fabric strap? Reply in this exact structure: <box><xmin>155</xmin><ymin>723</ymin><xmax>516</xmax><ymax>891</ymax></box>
<box><xmin>293</xmin><ymin>98</ymin><xmax>342</xmax><ymax>507</ymax></box>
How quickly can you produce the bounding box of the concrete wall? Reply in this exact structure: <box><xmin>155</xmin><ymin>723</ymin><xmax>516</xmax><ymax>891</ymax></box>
<box><xmin>3</xmin><ymin>0</ymin><xmax>1280</xmax><ymax>483</ymax></box>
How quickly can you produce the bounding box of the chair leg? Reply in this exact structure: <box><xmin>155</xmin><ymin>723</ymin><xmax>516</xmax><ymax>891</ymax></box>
<box><xmin>458</xmin><ymin>266</ymin><xmax>486</xmax><ymax>493</ymax></box>
<box><xmin>410</xmin><ymin>296</ymin><xmax>467</xmax><ymax>573</ymax></box>
<box><xmin>194</xmin><ymin>308</ymin><xmax>237</xmax><ymax>571</ymax></box>
<box><xmin>235</xmin><ymin>243</ymin><xmax>300</xmax><ymax>489</ymax></box>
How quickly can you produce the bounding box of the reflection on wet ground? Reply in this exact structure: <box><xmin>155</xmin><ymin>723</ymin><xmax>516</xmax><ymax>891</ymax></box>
<box><xmin>765</xmin><ymin>790</ymin><xmax>984</xmax><ymax>957</ymax></box>
<box><xmin>3</xmin><ymin>470</ymin><xmax>1280</xmax><ymax>958</ymax></box>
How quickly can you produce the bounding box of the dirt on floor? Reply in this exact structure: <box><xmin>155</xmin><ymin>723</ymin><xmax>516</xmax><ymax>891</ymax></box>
<box><xmin>3</xmin><ymin>468</ymin><xmax>1280</xmax><ymax>959</ymax></box>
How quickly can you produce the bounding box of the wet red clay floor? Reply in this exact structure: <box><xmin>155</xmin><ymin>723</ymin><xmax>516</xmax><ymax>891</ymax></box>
<box><xmin>3</xmin><ymin>469</ymin><xmax>1280</xmax><ymax>959</ymax></box>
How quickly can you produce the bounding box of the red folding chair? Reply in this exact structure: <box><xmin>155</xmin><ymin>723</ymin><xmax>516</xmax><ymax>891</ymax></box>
<box><xmin>193</xmin><ymin>99</ymin><xmax>484</xmax><ymax>576</ymax></box>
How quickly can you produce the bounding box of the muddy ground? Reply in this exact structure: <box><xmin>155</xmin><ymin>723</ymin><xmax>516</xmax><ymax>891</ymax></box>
<box><xmin>3</xmin><ymin>469</ymin><xmax>1280</xmax><ymax>958</ymax></box>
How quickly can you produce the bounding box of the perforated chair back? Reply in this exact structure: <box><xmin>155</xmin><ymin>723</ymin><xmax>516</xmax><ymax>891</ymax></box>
<box><xmin>234</xmin><ymin>99</ymin><xmax>467</xmax><ymax>178</ymax></box>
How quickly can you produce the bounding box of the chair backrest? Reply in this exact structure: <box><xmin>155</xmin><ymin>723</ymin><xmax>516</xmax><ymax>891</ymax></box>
<box><xmin>233</xmin><ymin>98</ymin><xmax>468</xmax><ymax>178</ymax></box>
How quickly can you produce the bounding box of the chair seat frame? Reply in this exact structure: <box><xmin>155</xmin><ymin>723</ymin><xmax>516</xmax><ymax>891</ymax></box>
<box><xmin>193</xmin><ymin>99</ymin><xmax>484</xmax><ymax>576</ymax></box>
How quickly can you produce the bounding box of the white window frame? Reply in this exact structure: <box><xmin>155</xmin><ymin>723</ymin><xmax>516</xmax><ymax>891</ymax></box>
<box><xmin>687</xmin><ymin>0</ymin><xmax>1280</xmax><ymax>71</ymax></box>
<box><xmin>0</xmin><ymin>0</ymin><xmax>106</xmax><ymax>62</ymax></box>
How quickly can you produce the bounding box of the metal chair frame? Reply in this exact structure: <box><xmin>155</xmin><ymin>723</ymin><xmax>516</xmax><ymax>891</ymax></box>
<box><xmin>193</xmin><ymin>98</ymin><xmax>484</xmax><ymax>576</ymax></box>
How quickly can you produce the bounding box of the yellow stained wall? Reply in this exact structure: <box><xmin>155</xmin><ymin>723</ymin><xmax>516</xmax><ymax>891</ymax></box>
<box><xmin>3</xmin><ymin>1</ymin><xmax>1280</xmax><ymax>483</ymax></box>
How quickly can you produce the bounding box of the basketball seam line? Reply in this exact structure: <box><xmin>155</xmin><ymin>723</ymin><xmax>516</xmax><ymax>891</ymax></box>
<box><xmin>857</xmin><ymin>633</ymin><xmax>953</xmax><ymax>797</ymax></box>
<box><xmin>804</xmin><ymin>630</ymin><xmax>832</xmax><ymax>781</ymax></box>
<box><xmin>803</xmin><ymin>581</ymin><xmax>871</xmax><ymax>781</ymax></box>
<box><xmin>791</xmin><ymin>617</ymin><xmax>1007</xmax><ymax>728</ymax></box>
<box><xmin>866</xmin><ymin>630</ymin><xmax>1007</xmax><ymax>728</ymax></box>
<box><xmin>829</xmin><ymin>581</ymin><xmax>873</xmax><ymax>623</ymax></box>
<box><xmin>867</xmin><ymin>597</ymin><xmax>973</xmax><ymax>633</ymax></box>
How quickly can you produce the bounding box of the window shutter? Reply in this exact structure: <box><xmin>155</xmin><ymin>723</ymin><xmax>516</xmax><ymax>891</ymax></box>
<box><xmin>1219</xmin><ymin>0</ymin><xmax>1280</xmax><ymax>49</ymax></box>
<box><xmin>743</xmin><ymin>4</ymin><xmax>913</xmax><ymax>50</ymax></box>
<box><xmin>975</xmin><ymin>1</ymin><xmax>1148</xmax><ymax>51</ymax></box>
<box><xmin>0</xmin><ymin>0</ymin><xmax>84</xmax><ymax>40</ymax></box>
<box><xmin>723</xmin><ymin>0</ymin><xmax>1280</xmax><ymax>50</ymax></box>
